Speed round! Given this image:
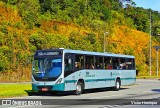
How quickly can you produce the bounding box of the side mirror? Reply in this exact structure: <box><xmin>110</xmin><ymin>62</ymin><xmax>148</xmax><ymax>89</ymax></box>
<box><xmin>32</xmin><ymin>61</ymin><xmax>35</xmax><ymax>70</ymax></box>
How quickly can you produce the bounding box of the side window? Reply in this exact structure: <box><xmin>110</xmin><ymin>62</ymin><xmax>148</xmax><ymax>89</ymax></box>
<box><xmin>112</xmin><ymin>57</ymin><xmax>119</xmax><ymax>69</ymax></box>
<box><xmin>126</xmin><ymin>58</ymin><xmax>135</xmax><ymax>69</ymax></box>
<box><xmin>95</xmin><ymin>56</ymin><xmax>103</xmax><ymax>69</ymax></box>
<box><xmin>104</xmin><ymin>57</ymin><xmax>112</xmax><ymax>69</ymax></box>
<box><xmin>85</xmin><ymin>55</ymin><xmax>94</xmax><ymax>69</ymax></box>
<box><xmin>64</xmin><ymin>54</ymin><xmax>74</xmax><ymax>72</ymax></box>
<box><xmin>75</xmin><ymin>55</ymin><xmax>84</xmax><ymax>70</ymax></box>
<box><xmin>118</xmin><ymin>58</ymin><xmax>126</xmax><ymax>69</ymax></box>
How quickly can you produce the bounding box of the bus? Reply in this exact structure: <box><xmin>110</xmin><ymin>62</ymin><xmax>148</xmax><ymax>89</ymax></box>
<box><xmin>32</xmin><ymin>48</ymin><xmax>136</xmax><ymax>95</ymax></box>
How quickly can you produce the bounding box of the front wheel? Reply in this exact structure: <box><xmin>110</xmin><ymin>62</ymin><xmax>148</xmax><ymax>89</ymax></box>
<box><xmin>75</xmin><ymin>81</ymin><xmax>83</xmax><ymax>95</ymax></box>
<box><xmin>113</xmin><ymin>79</ymin><xmax>120</xmax><ymax>91</ymax></box>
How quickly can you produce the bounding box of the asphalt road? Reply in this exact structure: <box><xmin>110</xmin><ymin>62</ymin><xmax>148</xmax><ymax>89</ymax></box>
<box><xmin>1</xmin><ymin>79</ymin><xmax>160</xmax><ymax>108</ymax></box>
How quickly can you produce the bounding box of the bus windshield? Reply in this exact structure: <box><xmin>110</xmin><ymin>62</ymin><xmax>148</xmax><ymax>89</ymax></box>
<box><xmin>32</xmin><ymin>57</ymin><xmax>62</xmax><ymax>81</ymax></box>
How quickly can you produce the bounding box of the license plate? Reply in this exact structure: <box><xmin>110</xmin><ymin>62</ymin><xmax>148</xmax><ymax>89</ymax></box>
<box><xmin>42</xmin><ymin>88</ymin><xmax>48</xmax><ymax>91</ymax></box>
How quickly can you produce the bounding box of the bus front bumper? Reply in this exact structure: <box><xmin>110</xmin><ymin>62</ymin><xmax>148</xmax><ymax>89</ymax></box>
<box><xmin>32</xmin><ymin>83</ymin><xmax>65</xmax><ymax>92</ymax></box>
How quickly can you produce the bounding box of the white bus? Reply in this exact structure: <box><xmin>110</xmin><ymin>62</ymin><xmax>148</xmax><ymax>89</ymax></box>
<box><xmin>32</xmin><ymin>48</ymin><xmax>136</xmax><ymax>95</ymax></box>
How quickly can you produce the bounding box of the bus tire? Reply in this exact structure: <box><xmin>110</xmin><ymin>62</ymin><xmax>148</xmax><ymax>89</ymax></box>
<box><xmin>75</xmin><ymin>81</ymin><xmax>83</xmax><ymax>95</ymax></box>
<box><xmin>114</xmin><ymin>79</ymin><xmax>120</xmax><ymax>91</ymax></box>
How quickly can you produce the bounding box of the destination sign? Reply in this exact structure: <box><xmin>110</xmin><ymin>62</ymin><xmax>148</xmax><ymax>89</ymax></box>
<box><xmin>37</xmin><ymin>51</ymin><xmax>60</xmax><ymax>56</ymax></box>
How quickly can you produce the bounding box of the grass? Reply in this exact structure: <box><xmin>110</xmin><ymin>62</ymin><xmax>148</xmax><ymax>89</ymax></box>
<box><xmin>0</xmin><ymin>83</ymin><xmax>32</xmax><ymax>98</ymax></box>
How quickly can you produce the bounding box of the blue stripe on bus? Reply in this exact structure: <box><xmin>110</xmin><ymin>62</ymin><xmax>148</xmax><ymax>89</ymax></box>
<box><xmin>121</xmin><ymin>78</ymin><xmax>136</xmax><ymax>80</ymax></box>
<box><xmin>64</xmin><ymin>78</ymin><xmax>136</xmax><ymax>83</ymax></box>
<box><xmin>85</xmin><ymin>78</ymin><xmax>115</xmax><ymax>82</ymax></box>
<box><xmin>65</xmin><ymin>80</ymin><xmax>77</xmax><ymax>83</ymax></box>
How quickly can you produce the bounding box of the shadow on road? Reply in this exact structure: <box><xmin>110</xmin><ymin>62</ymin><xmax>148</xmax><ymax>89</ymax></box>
<box><xmin>83</xmin><ymin>87</ymin><xmax>128</xmax><ymax>94</ymax></box>
<box><xmin>25</xmin><ymin>90</ymin><xmax>51</xmax><ymax>96</ymax></box>
<box><xmin>25</xmin><ymin>90</ymin><xmax>75</xmax><ymax>97</ymax></box>
<box><xmin>152</xmin><ymin>89</ymin><xmax>160</xmax><ymax>92</ymax></box>
<box><xmin>25</xmin><ymin>87</ymin><xmax>129</xmax><ymax>97</ymax></box>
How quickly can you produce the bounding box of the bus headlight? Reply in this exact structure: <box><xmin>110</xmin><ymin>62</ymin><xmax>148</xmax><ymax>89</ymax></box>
<box><xmin>55</xmin><ymin>78</ymin><xmax>62</xmax><ymax>84</ymax></box>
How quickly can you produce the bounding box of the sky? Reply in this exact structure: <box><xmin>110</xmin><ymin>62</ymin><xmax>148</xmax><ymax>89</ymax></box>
<box><xmin>132</xmin><ymin>0</ymin><xmax>160</xmax><ymax>11</ymax></box>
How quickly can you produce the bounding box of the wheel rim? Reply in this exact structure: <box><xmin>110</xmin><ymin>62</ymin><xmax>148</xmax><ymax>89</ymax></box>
<box><xmin>116</xmin><ymin>81</ymin><xmax>120</xmax><ymax>89</ymax></box>
<box><xmin>76</xmin><ymin>84</ymin><xmax>82</xmax><ymax>94</ymax></box>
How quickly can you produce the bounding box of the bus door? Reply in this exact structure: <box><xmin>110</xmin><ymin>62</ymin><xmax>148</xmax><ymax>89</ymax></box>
<box><xmin>64</xmin><ymin>53</ymin><xmax>77</xmax><ymax>91</ymax></box>
<box><xmin>64</xmin><ymin>53</ymin><xmax>74</xmax><ymax>77</ymax></box>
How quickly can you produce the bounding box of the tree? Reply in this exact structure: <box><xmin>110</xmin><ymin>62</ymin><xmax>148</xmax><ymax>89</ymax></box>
<box><xmin>0</xmin><ymin>0</ymin><xmax>18</xmax><ymax>5</ymax></box>
<box><xmin>17</xmin><ymin>0</ymin><xmax>40</xmax><ymax>29</ymax></box>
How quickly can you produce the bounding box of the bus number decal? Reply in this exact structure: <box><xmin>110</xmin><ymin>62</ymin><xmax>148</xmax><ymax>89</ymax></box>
<box><xmin>86</xmin><ymin>72</ymin><xmax>95</xmax><ymax>77</ymax></box>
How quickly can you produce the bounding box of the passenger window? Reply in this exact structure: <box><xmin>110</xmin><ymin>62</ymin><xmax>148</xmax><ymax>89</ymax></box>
<box><xmin>85</xmin><ymin>55</ymin><xmax>94</xmax><ymax>69</ymax></box>
<box><xmin>75</xmin><ymin>55</ymin><xmax>84</xmax><ymax>70</ymax></box>
<box><xmin>118</xmin><ymin>58</ymin><xmax>126</xmax><ymax>69</ymax></box>
<box><xmin>112</xmin><ymin>58</ymin><xmax>119</xmax><ymax>69</ymax></box>
<box><xmin>95</xmin><ymin>56</ymin><xmax>103</xmax><ymax>69</ymax></box>
<box><xmin>104</xmin><ymin>57</ymin><xmax>112</xmax><ymax>69</ymax></box>
<box><xmin>126</xmin><ymin>58</ymin><xmax>135</xmax><ymax>69</ymax></box>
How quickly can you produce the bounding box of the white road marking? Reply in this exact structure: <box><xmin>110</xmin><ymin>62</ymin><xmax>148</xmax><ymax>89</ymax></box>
<box><xmin>89</xmin><ymin>94</ymin><xmax>124</xmax><ymax>99</ymax></box>
<box><xmin>103</xmin><ymin>105</ymin><xmax>113</xmax><ymax>108</ymax></box>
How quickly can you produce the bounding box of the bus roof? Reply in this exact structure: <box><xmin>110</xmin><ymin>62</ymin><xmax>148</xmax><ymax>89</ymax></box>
<box><xmin>64</xmin><ymin>49</ymin><xmax>134</xmax><ymax>58</ymax></box>
<box><xmin>35</xmin><ymin>48</ymin><xmax>135</xmax><ymax>58</ymax></box>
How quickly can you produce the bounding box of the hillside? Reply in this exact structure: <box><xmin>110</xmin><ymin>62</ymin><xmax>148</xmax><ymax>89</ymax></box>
<box><xmin>0</xmin><ymin>0</ymin><xmax>160</xmax><ymax>82</ymax></box>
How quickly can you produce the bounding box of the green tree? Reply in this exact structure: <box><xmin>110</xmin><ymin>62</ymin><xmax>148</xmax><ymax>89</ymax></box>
<box><xmin>17</xmin><ymin>0</ymin><xmax>40</xmax><ymax>29</ymax></box>
<box><xmin>0</xmin><ymin>0</ymin><xmax>18</xmax><ymax>4</ymax></box>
